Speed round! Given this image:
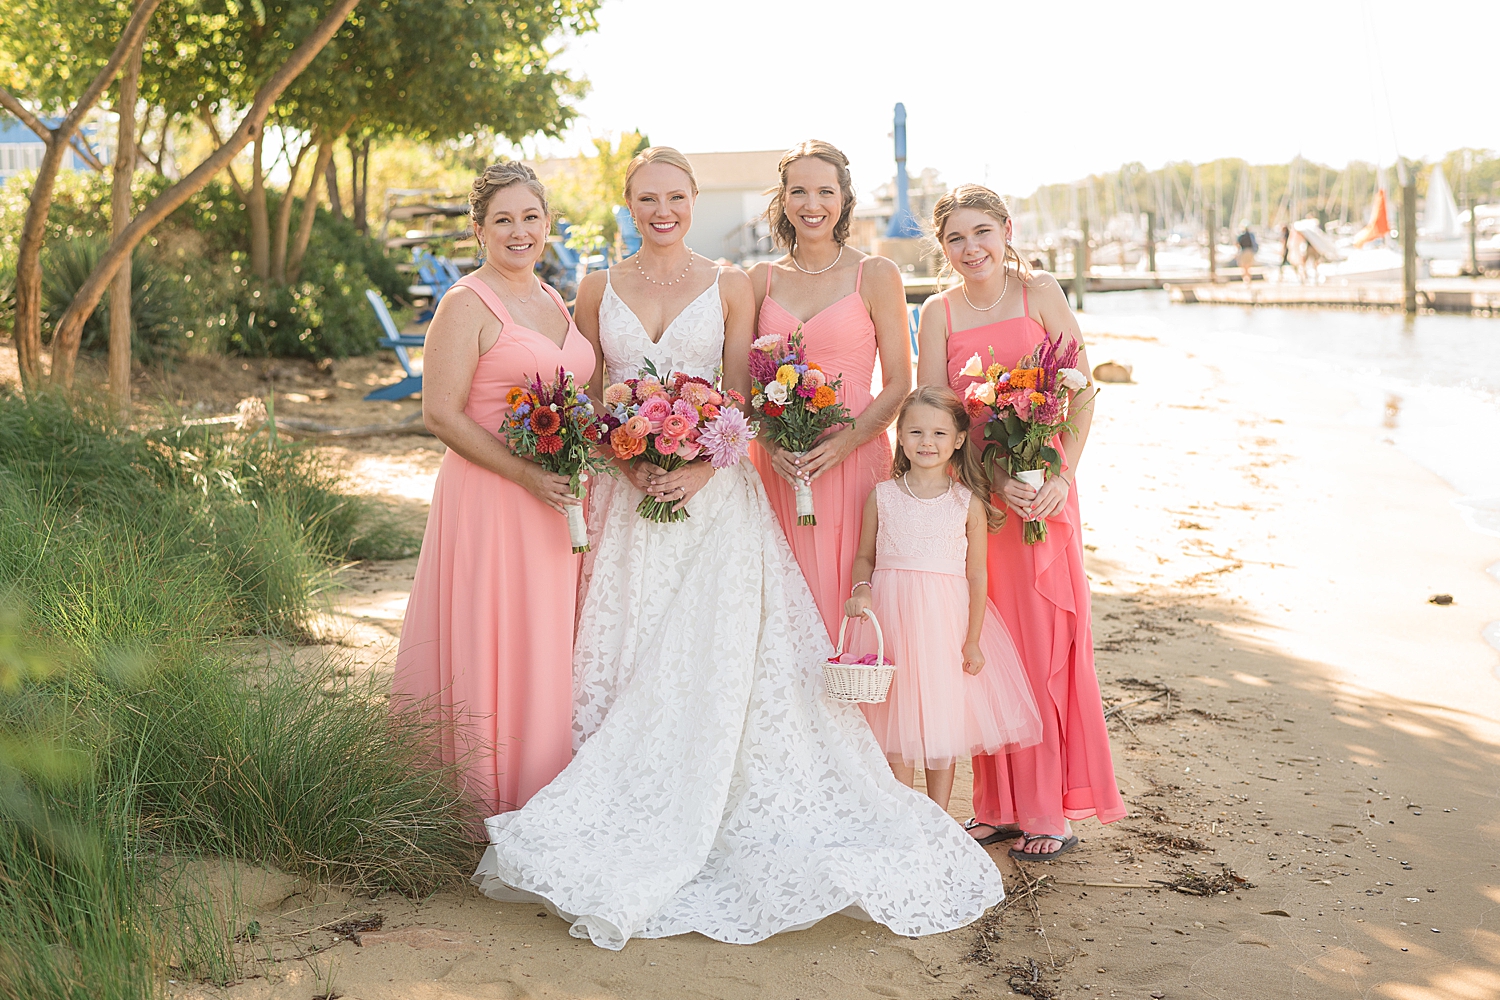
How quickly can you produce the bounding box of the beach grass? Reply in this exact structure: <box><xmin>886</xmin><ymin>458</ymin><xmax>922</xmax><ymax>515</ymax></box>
<box><xmin>0</xmin><ymin>391</ymin><xmax>468</xmax><ymax>999</ymax></box>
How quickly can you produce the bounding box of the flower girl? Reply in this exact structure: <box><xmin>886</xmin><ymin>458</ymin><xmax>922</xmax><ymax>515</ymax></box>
<box><xmin>845</xmin><ymin>387</ymin><xmax>1042</xmax><ymax>812</ymax></box>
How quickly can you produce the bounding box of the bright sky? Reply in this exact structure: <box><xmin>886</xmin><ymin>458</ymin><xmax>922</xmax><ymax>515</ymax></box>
<box><xmin>535</xmin><ymin>0</ymin><xmax>1498</xmax><ymax>200</ymax></box>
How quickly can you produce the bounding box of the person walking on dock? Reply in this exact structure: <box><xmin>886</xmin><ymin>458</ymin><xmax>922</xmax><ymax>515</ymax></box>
<box><xmin>1278</xmin><ymin>224</ymin><xmax>1291</xmax><ymax>281</ymax></box>
<box><xmin>1236</xmin><ymin>221</ymin><xmax>1258</xmax><ymax>286</ymax></box>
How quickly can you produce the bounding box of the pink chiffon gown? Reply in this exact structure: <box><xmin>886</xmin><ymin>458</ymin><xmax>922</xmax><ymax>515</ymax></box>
<box><xmin>391</xmin><ymin>274</ymin><xmax>596</xmax><ymax>817</ymax></box>
<box><xmin>750</xmin><ymin>258</ymin><xmax>892</xmax><ymax>640</ymax></box>
<box><xmin>856</xmin><ymin>480</ymin><xmax>1042</xmax><ymax>768</ymax></box>
<box><xmin>943</xmin><ymin>285</ymin><xmax>1125</xmax><ymax>837</ymax></box>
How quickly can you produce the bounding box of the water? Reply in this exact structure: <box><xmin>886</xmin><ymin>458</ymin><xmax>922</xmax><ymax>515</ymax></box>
<box><xmin>1082</xmin><ymin>291</ymin><xmax>1500</xmax><ymax>666</ymax></box>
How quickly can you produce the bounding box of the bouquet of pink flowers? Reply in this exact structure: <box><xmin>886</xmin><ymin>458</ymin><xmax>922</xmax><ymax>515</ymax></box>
<box><xmin>957</xmin><ymin>336</ymin><xmax>1094</xmax><ymax>544</ymax></box>
<box><xmin>596</xmin><ymin>361</ymin><xmax>754</xmax><ymax>523</ymax></box>
<box><xmin>746</xmin><ymin>329</ymin><xmax>854</xmax><ymax>525</ymax></box>
<box><xmin>501</xmin><ymin>368</ymin><xmax>614</xmax><ymax>552</ymax></box>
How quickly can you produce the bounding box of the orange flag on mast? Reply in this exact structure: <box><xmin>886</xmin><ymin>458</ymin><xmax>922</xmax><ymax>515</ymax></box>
<box><xmin>1353</xmin><ymin>188</ymin><xmax>1391</xmax><ymax>247</ymax></box>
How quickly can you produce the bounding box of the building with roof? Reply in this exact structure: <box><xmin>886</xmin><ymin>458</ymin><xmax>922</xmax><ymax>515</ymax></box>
<box><xmin>681</xmin><ymin>149</ymin><xmax>781</xmax><ymax>263</ymax></box>
<box><xmin>0</xmin><ymin>116</ymin><xmax>108</xmax><ymax>182</ymax></box>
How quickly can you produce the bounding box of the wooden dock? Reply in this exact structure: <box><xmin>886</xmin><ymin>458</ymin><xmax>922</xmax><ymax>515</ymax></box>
<box><xmin>901</xmin><ymin>271</ymin><xmax>1224</xmax><ymax>303</ymax></box>
<box><xmin>1168</xmin><ymin>278</ymin><xmax>1500</xmax><ymax>314</ymax></box>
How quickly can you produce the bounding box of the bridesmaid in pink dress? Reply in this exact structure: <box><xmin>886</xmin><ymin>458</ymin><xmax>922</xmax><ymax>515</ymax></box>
<box><xmin>391</xmin><ymin>163</ymin><xmax>595</xmax><ymax>817</ymax></box>
<box><xmin>916</xmin><ymin>184</ymin><xmax>1125</xmax><ymax>860</ymax></box>
<box><xmin>749</xmin><ymin>141</ymin><xmax>911</xmax><ymax>638</ymax></box>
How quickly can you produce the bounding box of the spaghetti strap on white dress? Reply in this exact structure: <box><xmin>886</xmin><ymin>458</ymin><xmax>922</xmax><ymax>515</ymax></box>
<box><xmin>470</xmin><ymin>269</ymin><xmax>1005</xmax><ymax>949</ymax></box>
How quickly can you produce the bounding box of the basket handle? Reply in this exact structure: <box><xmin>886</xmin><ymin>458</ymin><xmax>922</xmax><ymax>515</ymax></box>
<box><xmin>834</xmin><ymin>609</ymin><xmax>884</xmax><ymax>665</ymax></box>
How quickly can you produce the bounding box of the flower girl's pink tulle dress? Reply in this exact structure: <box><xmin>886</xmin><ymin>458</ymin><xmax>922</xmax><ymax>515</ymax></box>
<box><xmin>751</xmin><ymin>259</ymin><xmax>891</xmax><ymax>641</ymax></box>
<box><xmin>391</xmin><ymin>275</ymin><xmax>595</xmax><ymax>817</ymax></box>
<box><xmin>855</xmin><ymin>480</ymin><xmax>1042</xmax><ymax>768</ymax></box>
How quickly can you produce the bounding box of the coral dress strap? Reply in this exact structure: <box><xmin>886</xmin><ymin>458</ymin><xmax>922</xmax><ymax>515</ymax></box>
<box><xmin>855</xmin><ymin>256</ymin><xmax>866</xmax><ymax>293</ymax></box>
<box><xmin>454</xmin><ymin>273</ymin><xmax>514</xmax><ymax>328</ymax></box>
<box><xmin>943</xmin><ymin>295</ymin><xmax>952</xmax><ymax>336</ymax></box>
<box><xmin>539</xmin><ymin>281</ymin><xmax>573</xmax><ymax>325</ymax></box>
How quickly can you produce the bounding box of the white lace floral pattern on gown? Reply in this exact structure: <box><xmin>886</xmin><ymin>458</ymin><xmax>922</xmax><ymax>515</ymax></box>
<box><xmin>471</xmin><ymin>270</ymin><xmax>1005</xmax><ymax>949</ymax></box>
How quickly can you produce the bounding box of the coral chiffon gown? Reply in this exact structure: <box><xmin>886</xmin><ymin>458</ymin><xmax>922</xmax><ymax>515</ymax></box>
<box><xmin>751</xmin><ymin>258</ymin><xmax>892</xmax><ymax>639</ymax></box>
<box><xmin>391</xmin><ymin>274</ymin><xmax>596</xmax><ymax>817</ymax></box>
<box><xmin>943</xmin><ymin>287</ymin><xmax>1125</xmax><ymax>837</ymax></box>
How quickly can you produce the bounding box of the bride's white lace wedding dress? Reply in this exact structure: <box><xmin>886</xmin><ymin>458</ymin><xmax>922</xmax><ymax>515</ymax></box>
<box><xmin>471</xmin><ymin>270</ymin><xmax>1004</xmax><ymax>950</ymax></box>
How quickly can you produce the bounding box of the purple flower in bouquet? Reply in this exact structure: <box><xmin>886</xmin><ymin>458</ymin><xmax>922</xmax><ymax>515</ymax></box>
<box><xmin>698</xmin><ymin>406</ymin><xmax>755</xmax><ymax>468</ymax></box>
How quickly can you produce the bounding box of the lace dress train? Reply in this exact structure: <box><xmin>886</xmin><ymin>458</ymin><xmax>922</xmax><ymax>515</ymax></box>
<box><xmin>471</xmin><ymin>271</ymin><xmax>1004</xmax><ymax>949</ymax></box>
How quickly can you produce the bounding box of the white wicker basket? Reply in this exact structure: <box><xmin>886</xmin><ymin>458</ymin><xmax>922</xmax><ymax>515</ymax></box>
<box><xmin>823</xmin><ymin>610</ymin><xmax>896</xmax><ymax>703</ymax></box>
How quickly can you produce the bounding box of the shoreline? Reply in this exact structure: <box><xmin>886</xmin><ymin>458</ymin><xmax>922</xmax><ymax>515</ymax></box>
<box><xmin>6</xmin><ymin>321</ymin><xmax>1499</xmax><ymax>997</ymax></box>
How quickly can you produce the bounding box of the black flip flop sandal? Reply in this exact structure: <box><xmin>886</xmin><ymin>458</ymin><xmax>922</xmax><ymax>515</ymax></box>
<box><xmin>1008</xmin><ymin>833</ymin><xmax>1079</xmax><ymax>861</ymax></box>
<box><xmin>964</xmin><ymin>818</ymin><xmax>1022</xmax><ymax>846</ymax></box>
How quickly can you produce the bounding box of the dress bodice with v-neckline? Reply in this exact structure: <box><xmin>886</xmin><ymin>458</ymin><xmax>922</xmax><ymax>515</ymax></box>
<box><xmin>599</xmin><ymin>270</ymin><xmax>724</xmax><ymax>381</ymax></box>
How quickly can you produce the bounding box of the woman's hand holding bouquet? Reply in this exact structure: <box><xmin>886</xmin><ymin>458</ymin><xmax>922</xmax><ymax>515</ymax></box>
<box><xmin>957</xmin><ymin>337</ymin><xmax>1095</xmax><ymax>544</ymax></box>
<box><xmin>500</xmin><ymin>368</ymin><xmax>615</xmax><ymax>552</ymax></box>
<box><xmin>594</xmin><ymin>361</ymin><xmax>754</xmax><ymax>523</ymax></box>
<box><xmin>747</xmin><ymin>329</ymin><xmax>854</xmax><ymax>525</ymax></box>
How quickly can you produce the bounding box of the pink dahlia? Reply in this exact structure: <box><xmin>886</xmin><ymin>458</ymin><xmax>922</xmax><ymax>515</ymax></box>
<box><xmin>698</xmin><ymin>406</ymin><xmax>755</xmax><ymax>469</ymax></box>
<box><xmin>603</xmin><ymin>383</ymin><xmax>633</xmax><ymax>406</ymax></box>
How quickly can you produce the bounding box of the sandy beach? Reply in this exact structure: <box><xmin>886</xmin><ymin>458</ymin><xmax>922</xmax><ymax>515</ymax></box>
<box><xmin>10</xmin><ymin>306</ymin><xmax>1496</xmax><ymax>1000</ymax></box>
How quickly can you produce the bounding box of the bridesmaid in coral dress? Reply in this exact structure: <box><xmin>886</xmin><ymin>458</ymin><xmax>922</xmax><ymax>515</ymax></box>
<box><xmin>917</xmin><ymin>184</ymin><xmax>1125</xmax><ymax>860</ymax></box>
<box><xmin>749</xmin><ymin>141</ymin><xmax>911</xmax><ymax>638</ymax></box>
<box><xmin>391</xmin><ymin>163</ymin><xmax>595</xmax><ymax>817</ymax></box>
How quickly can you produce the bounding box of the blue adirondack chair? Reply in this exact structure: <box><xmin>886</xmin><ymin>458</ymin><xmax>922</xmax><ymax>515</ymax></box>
<box><xmin>411</xmin><ymin>247</ymin><xmax>460</xmax><ymax>322</ymax></box>
<box><xmin>364</xmin><ymin>289</ymin><xmax>427</xmax><ymax>400</ymax></box>
<box><xmin>612</xmin><ymin>205</ymin><xmax>642</xmax><ymax>258</ymax></box>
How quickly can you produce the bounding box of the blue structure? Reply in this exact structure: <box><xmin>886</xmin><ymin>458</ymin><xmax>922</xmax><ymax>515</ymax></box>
<box><xmin>364</xmin><ymin>289</ymin><xmax>427</xmax><ymax>401</ymax></box>
<box><xmin>613</xmin><ymin>205</ymin><xmax>642</xmax><ymax>257</ymax></box>
<box><xmin>409</xmin><ymin>246</ymin><xmax>460</xmax><ymax>323</ymax></box>
<box><xmin>0</xmin><ymin>115</ymin><xmax>105</xmax><ymax>182</ymax></box>
<box><xmin>885</xmin><ymin>103</ymin><xmax>921</xmax><ymax>239</ymax></box>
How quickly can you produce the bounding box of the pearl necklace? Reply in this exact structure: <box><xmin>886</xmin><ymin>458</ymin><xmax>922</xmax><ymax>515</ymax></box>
<box><xmin>791</xmin><ymin>243</ymin><xmax>843</xmax><ymax>275</ymax></box>
<box><xmin>901</xmin><ymin>473</ymin><xmax>953</xmax><ymax>504</ymax></box>
<box><xmin>636</xmin><ymin>251</ymin><xmax>695</xmax><ymax>286</ymax></box>
<box><xmin>960</xmin><ymin>265</ymin><xmax>1009</xmax><ymax>312</ymax></box>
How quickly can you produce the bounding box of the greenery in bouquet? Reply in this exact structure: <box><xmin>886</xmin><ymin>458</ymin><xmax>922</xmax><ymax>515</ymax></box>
<box><xmin>501</xmin><ymin>368</ymin><xmax>614</xmax><ymax>551</ymax></box>
<box><xmin>957</xmin><ymin>336</ymin><xmax>1095</xmax><ymax>543</ymax></box>
<box><xmin>746</xmin><ymin>329</ymin><xmax>854</xmax><ymax>524</ymax></box>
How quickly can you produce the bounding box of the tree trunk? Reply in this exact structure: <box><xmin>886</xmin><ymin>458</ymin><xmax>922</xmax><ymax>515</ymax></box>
<box><xmin>325</xmin><ymin>152</ymin><xmax>343</xmax><ymax>220</ymax></box>
<box><xmin>248</xmin><ymin>126</ymin><xmax>270</xmax><ymax>279</ymax></box>
<box><xmin>270</xmin><ymin>137</ymin><xmax>311</xmax><ymax>284</ymax></box>
<box><xmin>351</xmin><ymin>135</ymin><xmax>370</xmax><ymax>234</ymax></box>
<box><xmin>288</xmin><ymin>133</ymin><xmax>340</xmax><ymax>285</ymax></box>
<box><xmin>0</xmin><ymin>0</ymin><xmax>162</xmax><ymax>389</ymax></box>
<box><xmin>108</xmin><ymin>36</ymin><xmax>143</xmax><ymax>420</ymax></box>
<box><xmin>47</xmin><ymin>0</ymin><xmax>363</xmax><ymax>387</ymax></box>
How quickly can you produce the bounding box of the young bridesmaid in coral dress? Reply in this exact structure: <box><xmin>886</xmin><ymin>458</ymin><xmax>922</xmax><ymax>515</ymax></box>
<box><xmin>749</xmin><ymin>141</ymin><xmax>910</xmax><ymax>638</ymax></box>
<box><xmin>917</xmin><ymin>184</ymin><xmax>1125</xmax><ymax>860</ymax></box>
<box><xmin>391</xmin><ymin>163</ymin><xmax>595</xmax><ymax>817</ymax></box>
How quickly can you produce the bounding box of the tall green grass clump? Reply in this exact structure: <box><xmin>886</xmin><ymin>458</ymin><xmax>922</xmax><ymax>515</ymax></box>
<box><xmin>0</xmin><ymin>393</ymin><xmax>470</xmax><ymax>1000</ymax></box>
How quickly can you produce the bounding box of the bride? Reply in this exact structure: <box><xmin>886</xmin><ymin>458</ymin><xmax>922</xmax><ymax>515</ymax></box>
<box><xmin>471</xmin><ymin>147</ymin><xmax>1005</xmax><ymax>950</ymax></box>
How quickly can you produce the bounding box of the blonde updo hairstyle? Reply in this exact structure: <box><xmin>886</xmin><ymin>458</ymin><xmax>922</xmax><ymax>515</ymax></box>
<box><xmin>890</xmin><ymin>386</ymin><xmax>1004</xmax><ymax>532</ymax></box>
<box><xmin>622</xmin><ymin>146</ymin><xmax>699</xmax><ymax>201</ymax></box>
<box><xmin>765</xmin><ymin>140</ymin><xmax>856</xmax><ymax>249</ymax></box>
<box><xmin>929</xmin><ymin>183</ymin><xmax>1033</xmax><ymax>283</ymax></box>
<box><xmin>469</xmin><ymin>161</ymin><xmax>549</xmax><ymax>238</ymax></box>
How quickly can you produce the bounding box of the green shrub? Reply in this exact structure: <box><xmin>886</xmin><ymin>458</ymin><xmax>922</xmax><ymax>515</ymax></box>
<box><xmin>0</xmin><ymin>394</ymin><xmax>464</xmax><ymax>1000</ymax></box>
